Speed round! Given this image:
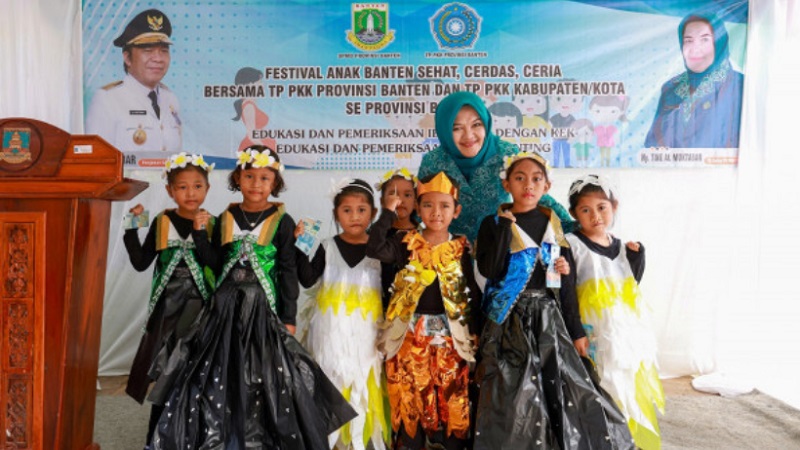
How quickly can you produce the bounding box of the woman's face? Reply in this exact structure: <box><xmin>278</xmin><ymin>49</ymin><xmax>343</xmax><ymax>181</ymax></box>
<box><xmin>683</xmin><ymin>20</ymin><xmax>715</xmax><ymax>73</ymax></box>
<box><xmin>451</xmin><ymin>106</ymin><xmax>486</xmax><ymax>158</ymax></box>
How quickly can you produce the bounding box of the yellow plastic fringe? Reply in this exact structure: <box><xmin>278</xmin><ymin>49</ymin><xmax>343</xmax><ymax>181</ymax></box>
<box><xmin>629</xmin><ymin>362</ymin><xmax>665</xmax><ymax>450</ymax></box>
<box><xmin>317</xmin><ymin>281</ymin><xmax>383</xmax><ymax>320</ymax></box>
<box><xmin>576</xmin><ymin>276</ymin><xmax>641</xmax><ymax>320</ymax></box>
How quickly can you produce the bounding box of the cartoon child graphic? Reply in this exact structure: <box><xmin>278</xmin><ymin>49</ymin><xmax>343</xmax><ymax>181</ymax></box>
<box><xmin>512</xmin><ymin>93</ymin><xmax>550</xmax><ymax>145</ymax></box>
<box><xmin>232</xmin><ymin>67</ymin><xmax>277</xmax><ymax>152</ymax></box>
<box><xmin>549</xmin><ymin>89</ymin><xmax>584</xmax><ymax>168</ymax></box>
<box><xmin>571</xmin><ymin>118</ymin><xmax>594</xmax><ymax>168</ymax></box>
<box><xmin>589</xmin><ymin>95</ymin><xmax>629</xmax><ymax>167</ymax></box>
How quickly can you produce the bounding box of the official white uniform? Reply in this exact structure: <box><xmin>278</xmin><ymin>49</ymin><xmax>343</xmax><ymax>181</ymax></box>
<box><xmin>86</xmin><ymin>74</ymin><xmax>182</xmax><ymax>153</ymax></box>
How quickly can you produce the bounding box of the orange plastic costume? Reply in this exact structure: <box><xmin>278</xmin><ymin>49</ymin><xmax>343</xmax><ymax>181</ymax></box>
<box><xmin>378</xmin><ymin>231</ymin><xmax>476</xmax><ymax>440</ymax></box>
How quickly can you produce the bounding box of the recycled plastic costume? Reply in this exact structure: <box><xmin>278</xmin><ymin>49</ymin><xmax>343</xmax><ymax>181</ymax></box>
<box><xmin>366</xmin><ymin>206</ymin><xmax>481</xmax><ymax>449</ymax></box>
<box><xmin>124</xmin><ymin>210</ymin><xmax>214</xmax><ymax>445</ymax></box>
<box><xmin>150</xmin><ymin>203</ymin><xmax>356</xmax><ymax>450</ymax></box>
<box><xmin>296</xmin><ymin>236</ymin><xmax>390</xmax><ymax>450</ymax></box>
<box><xmin>564</xmin><ymin>175</ymin><xmax>663</xmax><ymax>450</ymax></box>
<box><xmin>474</xmin><ymin>203</ymin><xmax>634</xmax><ymax>450</ymax></box>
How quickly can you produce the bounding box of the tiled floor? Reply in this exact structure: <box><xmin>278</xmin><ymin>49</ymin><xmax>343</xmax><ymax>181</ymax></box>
<box><xmin>98</xmin><ymin>375</ymin><xmax>704</xmax><ymax>397</ymax></box>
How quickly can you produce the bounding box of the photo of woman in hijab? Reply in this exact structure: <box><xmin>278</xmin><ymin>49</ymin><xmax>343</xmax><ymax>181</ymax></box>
<box><xmin>644</xmin><ymin>12</ymin><xmax>744</xmax><ymax>149</ymax></box>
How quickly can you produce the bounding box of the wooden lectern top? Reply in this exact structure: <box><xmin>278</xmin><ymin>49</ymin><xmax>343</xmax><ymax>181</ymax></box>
<box><xmin>0</xmin><ymin>117</ymin><xmax>147</xmax><ymax>200</ymax></box>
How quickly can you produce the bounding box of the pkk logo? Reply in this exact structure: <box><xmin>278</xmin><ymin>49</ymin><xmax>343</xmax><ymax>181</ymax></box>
<box><xmin>430</xmin><ymin>2</ymin><xmax>482</xmax><ymax>50</ymax></box>
<box><xmin>346</xmin><ymin>3</ymin><xmax>395</xmax><ymax>52</ymax></box>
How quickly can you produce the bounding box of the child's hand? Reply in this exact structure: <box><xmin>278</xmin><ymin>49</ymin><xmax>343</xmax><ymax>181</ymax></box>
<box><xmin>129</xmin><ymin>204</ymin><xmax>145</xmax><ymax>216</ymax></box>
<box><xmin>574</xmin><ymin>337</ymin><xmax>589</xmax><ymax>357</ymax></box>
<box><xmin>294</xmin><ymin>221</ymin><xmax>306</xmax><ymax>239</ymax></box>
<box><xmin>554</xmin><ymin>256</ymin><xmax>570</xmax><ymax>275</ymax></box>
<box><xmin>626</xmin><ymin>241</ymin><xmax>641</xmax><ymax>252</ymax></box>
<box><xmin>194</xmin><ymin>209</ymin><xmax>212</xmax><ymax>231</ymax></box>
<box><xmin>498</xmin><ymin>210</ymin><xmax>516</xmax><ymax>223</ymax></box>
<box><xmin>285</xmin><ymin>324</ymin><xmax>296</xmax><ymax>335</ymax></box>
<box><xmin>382</xmin><ymin>191</ymin><xmax>402</xmax><ymax>212</ymax></box>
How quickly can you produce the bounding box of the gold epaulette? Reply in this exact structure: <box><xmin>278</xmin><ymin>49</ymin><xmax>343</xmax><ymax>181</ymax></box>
<box><xmin>101</xmin><ymin>80</ymin><xmax>123</xmax><ymax>90</ymax></box>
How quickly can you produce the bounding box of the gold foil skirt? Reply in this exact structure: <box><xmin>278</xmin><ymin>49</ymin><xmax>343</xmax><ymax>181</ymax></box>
<box><xmin>385</xmin><ymin>317</ymin><xmax>470</xmax><ymax>440</ymax></box>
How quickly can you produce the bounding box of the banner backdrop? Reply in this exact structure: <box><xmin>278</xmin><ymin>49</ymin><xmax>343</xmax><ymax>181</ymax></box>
<box><xmin>82</xmin><ymin>0</ymin><xmax>748</xmax><ymax>170</ymax></box>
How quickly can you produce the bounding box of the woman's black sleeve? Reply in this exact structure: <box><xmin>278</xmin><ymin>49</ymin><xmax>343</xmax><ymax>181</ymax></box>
<box><xmin>475</xmin><ymin>215</ymin><xmax>513</xmax><ymax>279</ymax></box>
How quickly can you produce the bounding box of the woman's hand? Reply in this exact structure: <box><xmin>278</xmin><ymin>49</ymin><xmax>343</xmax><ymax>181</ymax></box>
<box><xmin>194</xmin><ymin>209</ymin><xmax>212</xmax><ymax>231</ymax></box>
<box><xmin>285</xmin><ymin>324</ymin><xmax>296</xmax><ymax>335</ymax></box>
<box><xmin>554</xmin><ymin>256</ymin><xmax>570</xmax><ymax>275</ymax></box>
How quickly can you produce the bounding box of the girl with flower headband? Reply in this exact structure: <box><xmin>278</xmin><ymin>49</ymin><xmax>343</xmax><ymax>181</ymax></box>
<box><xmin>376</xmin><ymin>168</ymin><xmax>419</xmax><ymax>308</ymax></box>
<box><xmin>150</xmin><ymin>145</ymin><xmax>356</xmax><ymax>449</ymax></box>
<box><xmin>564</xmin><ymin>174</ymin><xmax>664</xmax><ymax>449</ymax></box>
<box><xmin>293</xmin><ymin>177</ymin><xmax>390</xmax><ymax>450</ymax></box>
<box><xmin>367</xmin><ymin>171</ymin><xmax>482</xmax><ymax>450</ymax></box>
<box><xmin>474</xmin><ymin>152</ymin><xmax>633</xmax><ymax>449</ymax></box>
<box><xmin>122</xmin><ymin>152</ymin><xmax>215</xmax><ymax>449</ymax></box>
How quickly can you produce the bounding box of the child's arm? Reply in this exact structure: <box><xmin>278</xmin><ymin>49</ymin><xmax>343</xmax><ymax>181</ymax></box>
<box><xmin>475</xmin><ymin>214</ymin><xmax>513</xmax><ymax>279</ymax></box>
<box><xmin>295</xmin><ymin>244</ymin><xmax>325</xmax><ymax>288</ymax></box>
<box><xmin>123</xmin><ymin>205</ymin><xmax>158</xmax><ymax>271</ymax></box>
<box><xmin>625</xmin><ymin>241</ymin><xmax>646</xmax><ymax>283</ymax></box>
<box><xmin>366</xmin><ymin>209</ymin><xmax>407</xmax><ymax>266</ymax></box>
<box><xmin>560</xmin><ymin>247</ymin><xmax>588</xmax><ymax>355</ymax></box>
<box><xmin>191</xmin><ymin>214</ymin><xmax>222</xmax><ymax>274</ymax></box>
<box><xmin>276</xmin><ymin>214</ymin><xmax>300</xmax><ymax>334</ymax></box>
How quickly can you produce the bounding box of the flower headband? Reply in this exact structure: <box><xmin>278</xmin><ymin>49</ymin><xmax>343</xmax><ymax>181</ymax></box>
<box><xmin>163</xmin><ymin>152</ymin><xmax>214</xmax><ymax>179</ymax></box>
<box><xmin>375</xmin><ymin>167</ymin><xmax>418</xmax><ymax>191</ymax></box>
<box><xmin>568</xmin><ymin>174</ymin><xmax>616</xmax><ymax>200</ymax></box>
<box><xmin>499</xmin><ymin>151</ymin><xmax>550</xmax><ymax>180</ymax></box>
<box><xmin>236</xmin><ymin>148</ymin><xmax>284</xmax><ymax>172</ymax></box>
<box><xmin>329</xmin><ymin>177</ymin><xmax>374</xmax><ymax>201</ymax></box>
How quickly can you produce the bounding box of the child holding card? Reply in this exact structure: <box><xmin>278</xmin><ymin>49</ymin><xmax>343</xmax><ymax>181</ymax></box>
<box><xmin>294</xmin><ymin>178</ymin><xmax>390</xmax><ymax>450</ymax></box>
<box><xmin>122</xmin><ymin>152</ymin><xmax>215</xmax><ymax>449</ymax></box>
<box><xmin>473</xmin><ymin>152</ymin><xmax>633</xmax><ymax>449</ymax></box>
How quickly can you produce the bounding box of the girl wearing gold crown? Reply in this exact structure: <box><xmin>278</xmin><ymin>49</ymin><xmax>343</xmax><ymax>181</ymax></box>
<box><xmin>473</xmin><ymin>152</ymin><xmax>634</xmax><ymax>449</ymax></box>
<box><xmin>149</xmin><ymin>145</ymin><xmax>356</xmax><ymax>450</ymax></box>
<box><xmin>367</xmin><ymin>171</ymin><xmax>482</xmax><ymax>450</ymax></box>
<box><xmin>123</xmin><ymin>152</ymin><xmax>214</xmax><ymax>450</ymax></box>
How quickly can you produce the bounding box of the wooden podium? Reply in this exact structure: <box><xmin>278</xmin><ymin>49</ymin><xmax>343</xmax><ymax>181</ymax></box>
<box><xmin>0</xmin><ymin>118</ymin><xmax>147</xmax><ymax>450</ymax></box>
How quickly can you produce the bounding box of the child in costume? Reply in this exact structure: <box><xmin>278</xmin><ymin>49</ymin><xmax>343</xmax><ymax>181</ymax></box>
<box><xmin>367</xmin><ymin>171</ymin><xmax>481</xmax><ymax>450</ymax></box>
<box><xmin>150</xmin><ymin>145</ymin><xmax>356</xmax><ymax>450</ymax></box>
<box><xmin>294</xmin><ymin>178</ymin><xmax>390</xmax><ymax>450</ymax></box>
<box><xmin>473</xmin><ymin>152</ymin><xmax>634</xmax><ymax>449</ymax></box>
<box><xmin>565</xmin><ymin>174</ymin><xmax>664</xmax><ymax>449</ymax></box>
<box><xmin>122</xmin><ymin>152</ymin><xmax>214</xmax><ymax>450</ymax></box>
<box><xmin>375</xmin><ymin>168</ymin><xmax>419</xmax><ymax>308</ymax></box>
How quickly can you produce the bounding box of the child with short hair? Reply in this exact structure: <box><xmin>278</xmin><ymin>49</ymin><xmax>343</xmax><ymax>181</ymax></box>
<box><xmin>123</xmin><ymin>152</ymin><xmax>214</xmax><ymax>450</ymax></box>
<box><xmin>367</xmin><ymin>171</ymin><xmax>481</xmax><ymax>450</ymax></box>
<box><xmin>294</xmin><ymin>178</ymin><xmax>390</xmax><ymax>450</ymax></box>
<box><xmin>474</xmin><ymin>152</ymin><xmax>633</xmax><ymax>449</ymax></box>
<box><xmin>565</xmin><ymin>174</ymin><xmax>664</xmax><ymax>450</ymax></box>
<box><xmin>150</xmin><ymin>145</ymin><xmax>356</xmax><ymax>449</ymax></box>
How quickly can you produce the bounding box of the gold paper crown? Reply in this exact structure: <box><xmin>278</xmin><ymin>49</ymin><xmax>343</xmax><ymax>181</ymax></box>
<box><xmin>500</xmin><ymin>151</ymin><xmax>550</xmax><ymax>179</ymax></box>
<box><xmin>416</xmin><ymin>172</ymin><xmax>459</xmax><ymax>201</ymax></box>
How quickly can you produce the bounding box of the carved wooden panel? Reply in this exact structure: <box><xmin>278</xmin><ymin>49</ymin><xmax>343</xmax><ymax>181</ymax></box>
<box><xmin>1</xmin><ymin>219</ymin><xmax>38</xmax><ymax>449</ymax></box>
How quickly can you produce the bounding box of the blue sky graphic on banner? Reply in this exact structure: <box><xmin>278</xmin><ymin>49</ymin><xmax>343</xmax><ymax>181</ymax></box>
<box><xmin>82</xmin><ymin>0</ymin><xmax>748</xmax><ymax>170</ymax></box>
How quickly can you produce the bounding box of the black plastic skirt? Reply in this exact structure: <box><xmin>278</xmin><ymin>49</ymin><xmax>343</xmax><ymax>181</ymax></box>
<box><xmin>474</xmin><ymin>289</ymin><xmax>634</xmax><ymax>450</ymax></box>
<box><xmin>126</xmin><ymin>266</ymin><xmax>204</xmax><ymax>404</ymax></box>
<box><xmin>150</xmin><ymin>266</ymin><xmax>356</xmax><ymax>450</ymax></box>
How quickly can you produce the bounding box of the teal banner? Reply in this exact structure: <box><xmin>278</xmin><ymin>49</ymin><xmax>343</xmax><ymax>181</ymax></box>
<box><xmin>82</xmin><ymin>1</ymin><xmax>748</xmax><ymax>169</ymax></box>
